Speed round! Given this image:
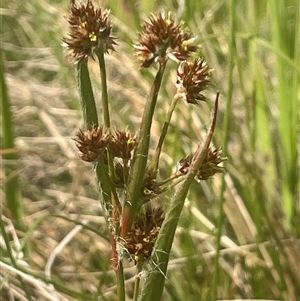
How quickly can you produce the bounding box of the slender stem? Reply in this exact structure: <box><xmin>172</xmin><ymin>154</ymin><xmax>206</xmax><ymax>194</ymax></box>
<box><xmin>96</xmin><ymin>49</ymin><xmax>110</xmax><ymax>129</ymax></box>
<box><xmin>94</xmin><ymin>160</ymin><xmax>121</xmax><ymax>221</ymax></box>
<box><xmin>77</xmin><ymin>60</ymin><xmax>98</xmax><ymax>128</ymax></box>
<box><xmin>95</xmin><ymin>48</ymin><xmax>116</xmax><ymax>196</ymax></box>
<box><xmin>121</xmin><ymin>62</ymin><xmax>167</xmax><ymax>237</ymax></box>
<box><xmin>191</xmin><ymin>94</ymin><xmax>219</xmax><ymax>171</ymax></box>
<box><xmin>95</xmin><ymin>160</ymin><xmax>124</xmax><ymax>298</ymax></box>
<box><xmin>159</xmin><ymin>172</ymin><xmax>184</xmax><ymax>188</ymax></box>
<box><xmin>94</xmin><ymin>160</ymin><xmax>111</xmax><ymax>209</ymax></box>
<box><xmin>133</xmin><ymin>261</ymin><xmax>143</xmax><ymax>301</ymax></box>
<box><xmin>210</xmin><ymin>1</ymin><xmax>236</xmax><ymax>300</ymax></box>
<box><xmin>94</xmin><ymin>160</ymin><xmax>118</xmax><ymax>270</ymax></box>
<box><xmin>116</xmin><ymin>256</ymin><xmax>126</xmax><ymax>301</ymax></box>
<box><xmin>95</xmin><ymin>45</ymin><xmax>121</xmax><ymax>233</ymax></box>
<box><xmin>150</xmin><ymin>94</ymin><xmax>181</xmax><ymax>171</ymax></box>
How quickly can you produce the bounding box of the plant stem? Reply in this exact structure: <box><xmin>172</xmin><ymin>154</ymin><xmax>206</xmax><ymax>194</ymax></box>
<box><xmin>133</xmin><ymin>261</ymin><xmax>143</xmax><ymax>301</ymax></box>
<box><xmin>96</xmin><ymin>48</ymin><xmax>117</xmax><ymax>192</ymax></box>
<box><xmin>94</xmin><ymin>161</ymin><xmax>117</xmax><ymax>215</ymax></box>
<box><xmin>121</xmin><ymin>62</ymin><xmax>166</xmax><ymax>237</ymax></box>
<box><xmin>96</xmin><ymin>49</ymin><xmax>110</xmax><ymax>129</ymax></box>
<box><xmin>150</xmin><ymin>94</ymin><xmax>180</xmax><ymax>171</ymax></box>
<box><xmin>77</xmin><ymin>60</ymin><xmax>98</xmax><ymax>128</ymax></box>
<box><xmin>116</xmin><ymin>259</ymin><xmax>126</xmax><ymax>301</ymax></box>
<box><xmin>77</xmin><ymin>58</ymin><xmax>120</xmax><ymax>213</ymax></box>
<box><xmin>95</xmin><ymin>47</ymin><xmax>122</xmax><ymax>239</ymax></box>
<box><xmin>94</xmin><ymin>160</ymin><xmax>124</xmax><ymax>298</ymax></box>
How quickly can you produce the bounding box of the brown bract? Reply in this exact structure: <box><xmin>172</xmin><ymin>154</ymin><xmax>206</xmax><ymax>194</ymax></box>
<box><xmin>134</xmin><ymin>12</ymin><xmax>198</xmax><ymax>68</ymax></box>
<box><xmin>176</xmin><ymin>58</ymin><xmax>213</xmax><ymax>105</ymax></box>
<box><xmin>63</xmin><ymin>0</ymin><xmax>116</xmax><ymax>63</ymax></box>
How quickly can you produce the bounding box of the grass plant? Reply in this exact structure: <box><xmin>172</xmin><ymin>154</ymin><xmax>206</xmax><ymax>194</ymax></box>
<box><xmin>1</xmin><ymin>0</ymin><xmax>299</xmax><ymax>300</ymax></box>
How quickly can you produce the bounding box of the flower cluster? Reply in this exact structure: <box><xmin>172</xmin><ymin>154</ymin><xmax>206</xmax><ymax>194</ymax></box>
<box><xmin>73</xmin><ymin>127</ymin><xmax>109</xmax><ymax>162</ymax></box>
<box><xmin>178</xmin><ymin>147</ymin><xmax>226</xmax><ymax>180</ymax></box>
<box><xmin>124</xmin><ymin>206</ymin><xmax>164</xmax><ymax>264</ymax></box>
<box><xmin>73</xmin><ymin>127</ymin><xmax>137</xmax><ymax>162</ymax></box>
<box><xmin>63</xmin><ymin>0</ymin><xmax>116</xmax><ymax>63</ymax></box>
<box><xmin>134</xmin><ymin>12</ymin><xmax>197</xmax><ymax>68</ymax></box>
<box><xmin>176</xmin><ymin>58</ymin><xmax>212</xmax><ymax>104</ymax></box>
<box><xmin>108</xmin><ymin>129</ymin><xmax>137</xmax><ymax>160</ymax></box>
<box><xmin>74</xmin><ymin>127</ymin><xmax>164</xmax><ymax>204</ymax></box>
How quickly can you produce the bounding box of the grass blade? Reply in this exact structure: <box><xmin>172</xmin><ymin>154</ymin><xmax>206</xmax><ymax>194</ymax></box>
<box><xmin>1</xmin><ymin>51</ymin><xmax>25</xmax><ymax>231</ymax></box>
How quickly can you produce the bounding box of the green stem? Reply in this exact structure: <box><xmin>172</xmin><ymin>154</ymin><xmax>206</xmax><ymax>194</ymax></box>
<box><xmin>139</xmin><ymin>182</ymin><xmax>190</xmax><ymax>301</ymax></box>
<box><xmin>96</xmin><ymin>50</ymin><xmax>110</xmax><ymax>129</ymax></box>
<box><xmin>94</xmin><ymin>160</ymin><xmax>121</xmax><ymax>226</ymax></box>
<box><xmin>77</xmin><ymin>60</ymin><xmax>98</xmax><ymax>128</ymax></box>
<box><xmin>210</xmin><ymin>1</ymin><xmax>236</xmax><ymax>300</ymax></box>
<box><xmin>139</xmin><ymin>96</ymin><xmax>219</xmax><ymax>301</ymax></box>
<box><xmin>77</xmin><ymin>58</ymin><xmax>120</xmax><ymax>220</ymax></box>
<box><xmin>121</xmin><ymin>63</ymin><xmax>167</xmax><ymax>237</ymax></box>
<box><xmin>150</xmin><ymin>94</ymin><xmax>181</xmax><ymax>171</ymax></box>
<box><xmin>94</xmin><ymin>160</ymin><xmax>123</xmax><ymax>293</ymax></box>
<box><xmin>78</xmin><ymin>50</ymin><xmax>124</xmax><ymax>298</ymax></box>
<box><xmin>133</xmin><ymin>262</ymin><xmax>143</xmax><ymax>301</ymax></box>
<box><xmin>116</xmin><ymin>258</ymin><xmax>126</xmax><ymax>301</ymax></box>
<box><xmin>95</xmin><ymin>48</ymin><xmax>116</xmax><ymax>195</ymax></box>
<box><xmin>94</xmin><ymin>161</ymin><xmax>113</xmax><ymax>210</ymax></box>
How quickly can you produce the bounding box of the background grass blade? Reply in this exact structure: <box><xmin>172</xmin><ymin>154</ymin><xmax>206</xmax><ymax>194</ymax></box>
<box><xmin>1</xmin><ymin>50</ymin><xmax>25</xmax><ymax>231</ymax></box>
<box><xmin>268</xmin><ymin>0</ymin><xmax>299</xmax><ymax>227</ymax></box>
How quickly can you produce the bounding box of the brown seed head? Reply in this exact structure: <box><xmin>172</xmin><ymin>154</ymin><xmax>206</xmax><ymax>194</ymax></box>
<box><xmin>124</xmin><ymin>206</ymin><xmax>164</xmax><ymax>264</ymax></box>
<box><xmin>176</xmin><ymin>58</ymin><xmax>213</xmax><ymax>104</ymax></box>
<box><xmin>63</xmin><ymin>0</ymin><xmax>116</xmax><ymax>63</ymax></box>
<box><xmin>107</xmin><ymin>129</ymin><xmax>137</xmax><ymax>159</ymax></box>
<box><xmin>134</xmin><ymin>12</ymin><xmax>197</xmax><ymax>68</ymax></box>
<box><xmin>73</xmin><ymin>127</ymin><xmax>109</xmax><ymax>162</ymax></box>
<box><xmin>178</xmin><ymin>147</ymin><xmax>225</xmax><ymax>180</ymax></box>
<box><xmin>196</xmin><ymin>147</ymin><xmax>225</xmax><ymax>180</ymax></box>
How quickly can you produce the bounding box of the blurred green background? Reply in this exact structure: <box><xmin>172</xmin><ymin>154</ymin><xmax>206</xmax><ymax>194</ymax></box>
<box><xmin>1</xmin><ymin>0</ymin><xmax>299</xmax><ymax>300</ymax></box>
